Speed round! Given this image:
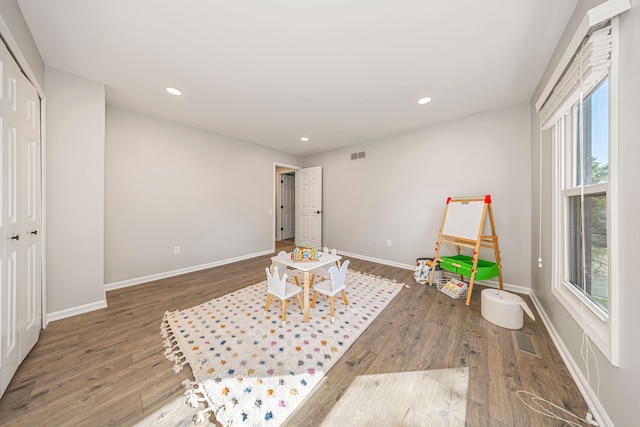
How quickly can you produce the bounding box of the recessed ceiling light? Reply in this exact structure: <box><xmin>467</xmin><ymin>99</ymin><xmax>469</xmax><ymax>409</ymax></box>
<box><xmin>166</xmin><ymin>87</ymin><xmax>182</xmax><ymax>96</ymax></box>
<box><xmin>418</xmin><ymin>97</ymin><xmax>432</xmax><ymax>105</ymax></box>
<box><xmin>300</xmin><ymin>137</ymin><xmax>309</xmax><ymax>142</ymax></box>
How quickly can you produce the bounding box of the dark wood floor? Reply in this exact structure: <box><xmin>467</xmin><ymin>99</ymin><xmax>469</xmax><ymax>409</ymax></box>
<box><xmin>0</xmin><ymin>239</ymin><xmax>589</xmax><ymax>426</ymax></box>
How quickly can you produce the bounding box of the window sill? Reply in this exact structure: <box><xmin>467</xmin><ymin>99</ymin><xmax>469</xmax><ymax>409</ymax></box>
<box><xmin>552</xmin><ymin>281</ymin><xmax>612</xmax><ymax>362</ymax></box>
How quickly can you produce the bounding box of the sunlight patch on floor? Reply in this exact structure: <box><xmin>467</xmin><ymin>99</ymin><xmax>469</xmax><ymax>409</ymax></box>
<box><xmin>320</xmin><ymin>368</ymin><xmax>469</xmax><ymax>427</ymax></box>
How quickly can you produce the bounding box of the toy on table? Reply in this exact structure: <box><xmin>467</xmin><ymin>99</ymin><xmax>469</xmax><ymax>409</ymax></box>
<box><xmin>291</xmin><ymin>245</ymin><xmax>320</xmax><ymax>261</ymax></box>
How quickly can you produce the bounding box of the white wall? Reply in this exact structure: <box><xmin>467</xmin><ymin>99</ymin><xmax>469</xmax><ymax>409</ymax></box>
<box><xmin>303</xmin><ymin>102</ymin><xmax>532</xmax><ymax>288</ymax></box>
<box><xmin>45</xmin><ymin>67</ymin><xmax>106</xmax><ymax>317</ymax></box>
<box><xmin>530</xmin><ymin>1</ymin><xmax>640</xmax><ymax>426</ymax></box>
<box><xmin>104</xmin><ymin>106</ymin><xmax>300</xmax><ymax>286</ymax></box>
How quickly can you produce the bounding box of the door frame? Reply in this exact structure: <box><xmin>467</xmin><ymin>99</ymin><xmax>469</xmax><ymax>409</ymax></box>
<box><xmin>276</xmin><ymin>172</ymin><xmax>295</xmax><ymax>241</ymax></box>
<box><xmin>273</xmin><ymin>162</ymin><xmax>299</xmax><ymax>252</ymax></box>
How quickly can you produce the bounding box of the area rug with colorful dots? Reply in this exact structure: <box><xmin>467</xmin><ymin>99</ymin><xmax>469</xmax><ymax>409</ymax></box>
<box><xmin>161</xmin><ymin>270</ymin><xmax>405</xmax><ymax>426</ymax></box>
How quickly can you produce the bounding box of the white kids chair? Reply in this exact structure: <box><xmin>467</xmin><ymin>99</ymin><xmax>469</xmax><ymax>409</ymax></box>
<box><xmin>309</xmin><ymin>247</ymin><xmax>340</xmax><ymax>284</ymax></box>
<box><xmin>265</xmin><ymin>266</ymin><xmax>303</xmax><ymax>325</ymax></box>
<box><xmin>272</xmin><ymin>250</ymin><xmax>301</xmax><ymax>286</ymax></box>
<box><xmin>311</xmin><ymin>259</ymin><xmax>350</xmax><ymax>323</ymax></box>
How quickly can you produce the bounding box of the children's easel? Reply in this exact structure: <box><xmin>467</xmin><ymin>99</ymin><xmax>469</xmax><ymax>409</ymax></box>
<box><xmin>428</xmin><ymin>195</ymin><xmax>503</xmax><ymax>306</ymax></box>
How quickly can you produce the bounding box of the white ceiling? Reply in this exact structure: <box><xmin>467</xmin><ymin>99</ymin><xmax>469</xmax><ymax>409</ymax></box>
<box><xmin>17</xmin><ymin>0</ymin><xmax>577</xmax><ymax>156</ymax></box>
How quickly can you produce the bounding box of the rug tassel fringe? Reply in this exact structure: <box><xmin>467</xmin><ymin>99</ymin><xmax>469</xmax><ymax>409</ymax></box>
<box><xmin>193</xmin><ymin>410</ymin><xmax>211</xmax><ymax>424</ymax></box>
<box><xmin>162</xmin><ymin>315</ymin><xmax>216</xmax><ymax>424</ymax></box>
<box><xmin>161</xmin><ymin>312</ymin><xmax>188</xmax><ymax>373</ymax></box>
<box><xmin>182</xmin><ymin>379</ymin><xmax>214</xmax><ymax>424</ymax></box>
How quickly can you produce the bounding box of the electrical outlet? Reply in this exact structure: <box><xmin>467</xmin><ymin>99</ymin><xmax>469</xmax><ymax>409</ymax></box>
<box><xmin>386</xmin><ymin>240</ymin><xmax>392</xmax><ymax>247</ymax></box>
<box><xmin>173</xmin><ymin>245</ymin><xmax>181</xmax><ymax>255</ymax></box>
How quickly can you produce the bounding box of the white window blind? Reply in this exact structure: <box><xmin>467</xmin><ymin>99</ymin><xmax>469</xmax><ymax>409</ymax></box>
<box><xmin>539</xmin><ymin>24</ymin><xmax>612</xmax><ymax>129</ymax></box>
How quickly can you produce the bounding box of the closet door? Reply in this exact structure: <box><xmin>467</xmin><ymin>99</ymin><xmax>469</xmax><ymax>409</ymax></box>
<box><xmin>1</xmin><ymin>38</ymin><xmax>22</xmax><ymax>395</ymax></box>
<box><xmin>18</xmin><ymin>69</ymin><xmax>41</xmax><ymax>360</ymax></box>
<box><xmin>0</xmin><ymin>40</ymin><xmax>42</xmax><ymax>396</ymax></box>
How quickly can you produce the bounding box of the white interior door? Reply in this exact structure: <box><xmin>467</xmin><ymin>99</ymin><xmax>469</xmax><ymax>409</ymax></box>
<box><xmin>19</xmin><ymin>70</ymin><xmax>41</xmax><ymax>359</ymax></box>
<box><xmin>0</xmin><ymin>40</ymin><xmax>42</xmax><ymax>397</ymax></box>
<box><xmin>1</xmin><ymin>38</ymin><xmax>22</xmax><ymax>395</ymax></box>
<box><xmin>280</xmin><ymin>174</ymin><xmax>295</xmax><ymax>240</ymax></box>
<box><xmin>295</xmin><ymin>166</ymin><xmax>322</xmax><ymax>248</ymax></box>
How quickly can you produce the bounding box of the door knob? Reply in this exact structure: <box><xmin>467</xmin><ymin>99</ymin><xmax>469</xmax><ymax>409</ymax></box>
<box><xmin>31</xmin><ymin>230</ymin><xmax>38</xmax><ymax>235</ymax></box>
<box><xmin>315</xmin><ymin>210</ymin><xmax>322</xmax><ymax>214</ymax></box>
<box><xmin>11</xmin><ymin>234</ymin><xmax>19</xmax><ymax>240</ymax></box>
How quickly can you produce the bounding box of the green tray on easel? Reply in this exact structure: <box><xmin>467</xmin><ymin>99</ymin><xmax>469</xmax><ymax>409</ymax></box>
<box><xmin>439</xmin><ymin>254</ymin><xmax>499</xmax><ymax>281</ymax></box>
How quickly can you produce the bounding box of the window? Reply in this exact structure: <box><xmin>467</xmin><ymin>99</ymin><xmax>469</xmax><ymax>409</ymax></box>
<box><xmin>562</xmin><ymin>79</ymin><xmax>609</xmax><ymax>313</ymax></box>
<box><xmin>539</xmin><ymin>21</ymin><xmax>619</xmax><ymax>364</ymax></box>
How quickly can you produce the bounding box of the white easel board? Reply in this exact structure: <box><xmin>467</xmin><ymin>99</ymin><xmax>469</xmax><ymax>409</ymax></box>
<box><xmin>441</xmin><ymin>198</ymin><xmax>486</xmax><ymax>240</ymax></box>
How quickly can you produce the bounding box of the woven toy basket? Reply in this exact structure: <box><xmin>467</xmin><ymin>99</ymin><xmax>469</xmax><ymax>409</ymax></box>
<box><xmin>436</xmin><ymin>278</ymin><xmax>468</xmax><ymax>300</ymax></box>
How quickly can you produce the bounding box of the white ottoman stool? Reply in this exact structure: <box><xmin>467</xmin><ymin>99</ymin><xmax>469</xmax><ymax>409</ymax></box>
<box><xmin>481</xmin><ymin>289</ymin><xmax>535</xmax><ymax>329</ymax></box>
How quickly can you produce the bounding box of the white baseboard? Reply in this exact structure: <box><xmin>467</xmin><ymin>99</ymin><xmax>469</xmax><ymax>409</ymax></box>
<box><xmin>47</xmin><ymin>299</ymin><xmax>108</xmax><ymax>323</ymax></box>
<box><xmin>463</xmin><ymin>276</ymin><xmax>530</xmax><ymax>295</ymax></box>
<box><xmin>104</xmin><ymin>249</ymin><xmax>273</xmax><ymax>292</ymax></box>
<box><xmin>528</xmin><ymin>291</ymin><xmax>611</xmax><ymax>427</ymax></box>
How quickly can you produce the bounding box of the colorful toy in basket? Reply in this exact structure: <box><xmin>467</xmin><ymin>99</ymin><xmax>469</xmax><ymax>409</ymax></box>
<box><xmin>291</xmin><ymin>245</ymin><xmax>319</xmax><ymax>261</ymax></box>
<box><xmin>438</xmin><ymin>278</ymin><xmax>469</xmax><ymax>300</ymax></box>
